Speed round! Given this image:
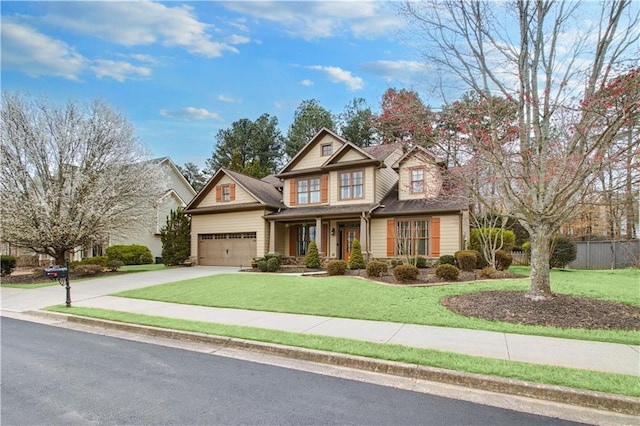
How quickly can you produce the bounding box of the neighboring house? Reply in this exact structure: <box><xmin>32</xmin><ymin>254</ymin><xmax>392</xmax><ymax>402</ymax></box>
<box><xmin>105</xmin><ymin>157</ymin><xmax>197</xmax><ymax>260</ymax></box>
<box><xmin>184</xmin><ymin>128</ymin><xmax>469</xmax><ymax>266</ymax></box>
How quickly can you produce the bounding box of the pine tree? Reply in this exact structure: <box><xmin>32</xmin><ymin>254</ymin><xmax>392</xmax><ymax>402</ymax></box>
<box><xmin>160</xmin><ymin>208</ymin><xmax>191</xmax><ymax>266</ymax></box>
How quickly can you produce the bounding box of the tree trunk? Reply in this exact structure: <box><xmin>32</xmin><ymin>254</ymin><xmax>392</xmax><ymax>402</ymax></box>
<box><xmin>527</xmin><ymin>228</ymin><xmax>553</xmax><ymax>301</ymax></box>
<box><xmin>55</xmin><ymin>250</ymin><xmax>67</xmax><ymax>266</ymax></box>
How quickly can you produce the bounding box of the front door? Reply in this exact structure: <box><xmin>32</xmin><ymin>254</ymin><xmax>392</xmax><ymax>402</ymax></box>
<box><xmin>342</xmin><ymin>227</ymin><xmax>360</xmax><ymax>262</ymax></box>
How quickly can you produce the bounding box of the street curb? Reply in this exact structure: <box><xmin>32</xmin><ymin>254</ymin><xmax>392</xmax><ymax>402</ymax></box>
<box><xmin>25</xmin><ymin>310</ymin><xmax>640</xmax><ymax>416</ymax></box>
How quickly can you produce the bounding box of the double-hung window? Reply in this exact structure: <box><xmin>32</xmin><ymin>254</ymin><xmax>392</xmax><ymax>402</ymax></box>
<box><xmin>411</xmin><ymin>169</ymin><xmax>424</xmax><ymax>193</ymax></box>
<box><xmin>339</xmin><ymin>170</ymin><xmax>364</xmax><ymax>200</ymax></box>
<box><xmin>297</xmin><ymin>178</ymin><xmax>320</xmax><ymax>204</ymax></box>
<box><xmin>395</xmin><ymin>219</ymin><xmax>429</xmax><ymax>256</ymax></box>
<box><xmin>221</xmin><ymin>184</ymin><xmax>231</xmax><ymax>201</ymax></box>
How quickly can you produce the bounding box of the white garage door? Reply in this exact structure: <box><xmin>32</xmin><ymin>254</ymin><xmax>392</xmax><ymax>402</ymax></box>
<box><xmin>198</xmin><ymin>233</ymin><xmax>257</xmax><ymax>266</ymax></box>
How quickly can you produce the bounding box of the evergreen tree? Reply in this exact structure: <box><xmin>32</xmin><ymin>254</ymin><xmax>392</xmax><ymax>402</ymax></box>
<box><xmin>160</xmin><ymin>208</ymin><xmax>191</xmax><ymax>266</ymax></box>
<box><xmin>348</xmin><ymin>239</ymin><xmax>365</xmax><ymax>269</ymax></box>
<box><xmin>285</xmin><ymin>99</ymin><xmax>335</xmax><ymax>159</ymax></box>
<box><xmin>304</xmin><ymin>241</ymin><xmax>321</xmax><ymax>269</ymax></box>
<box><xmin>337</xmin><ymin>97</ymin><xmax>377</xmax><ymax>147</ymax></box>
<box><xmin>176</xmin><ymin>162</ymin><xmax>208</xmax><ymax>192</ymax></box>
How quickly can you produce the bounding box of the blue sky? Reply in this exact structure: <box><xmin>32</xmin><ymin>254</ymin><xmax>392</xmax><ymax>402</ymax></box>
<box><xmin>1</xmin><ymin>1</ymin><xmax>435</xmax><ymax>169</ymax></box>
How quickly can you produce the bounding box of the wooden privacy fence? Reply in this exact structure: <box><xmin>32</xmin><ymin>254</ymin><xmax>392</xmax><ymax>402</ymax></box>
<box><xmin>568</xmin><ymin>240</ymin><xmax>639</xmax><ymax>270</ymax></box>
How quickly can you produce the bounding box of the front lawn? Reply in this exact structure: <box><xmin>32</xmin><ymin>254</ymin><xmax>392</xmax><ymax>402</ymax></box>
<box><xmin>115</xmin><ymin>267</ymin><xmax>640</xmax><ymax>345</ymax></box>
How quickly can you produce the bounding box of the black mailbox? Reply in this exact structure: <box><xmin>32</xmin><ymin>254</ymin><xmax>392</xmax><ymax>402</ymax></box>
<box><xmin>44</xmin><ymin>266</ymin><xmax>68</xmax><ymax>279</ymax></box>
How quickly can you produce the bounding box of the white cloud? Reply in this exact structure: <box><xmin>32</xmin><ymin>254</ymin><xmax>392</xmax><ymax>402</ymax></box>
<box><xmin>91</xmin><ymin>60</ymin><xmax>152</xmax><ymax>82</ymax></box>
<box><xmin>217</xmin><ymin>94</ymin><xmax>241</xmax><ymax>104</ymax></box>
<box><xmin>306</xmin><ymin>65</ymin><xmax>364</xmax><ymax>90</ymax></box>
<box><xmin>1</xmin><ymin>18</ymin><xmax>86</xmax><ymax>80</ymax></box>
<box><xmin>221</xmin><ymin>1</ymin><xmax>402</xmax><ymax>40</ymax></box>
<box><xmin>160</xmin><ymin>107</ymin><xmax>221</xmax><ymax>120</ymax></box>
<box><xmin>227</xmin><ymin>34</ymin><xmax>250</xmax><ymax>45</ymax></box>
<box><xmin>361</xmin><ymin>60</ymin><xmax>430</xmax><ymax>83</ymax></box>
<box><xmin>301</xmin><ymin>79</ymin><xmax>314</xmax><ymax>87</ymax></box>
<box><xmin>41</xmin><ymin>2</ymin><xmax>238</xmax><ymax>57</ymax></box>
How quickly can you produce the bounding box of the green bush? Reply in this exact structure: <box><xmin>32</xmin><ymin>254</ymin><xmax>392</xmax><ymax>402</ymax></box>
<box><xmin>366</xmin><ymin>260</ymin><xmax>388</xmax><ymax>278</ymax></box>
<box><xmin>1</xmin><ymin>255</ymin><xmax>17</xmax><ymax>276</ymax></box>
<box><xmin>469</xmin><ymin>228</ymin><xmax>516</xmax><ymax>252</ymax></box>
<box><xmin>70</xmin><ymin>256</ymin><xmax>108</xmax><ymax>270</ymax></box>
<box><xmin>326</xmin><ymin>260</ymin><xmax>347</xmax><ymax>276</ymax></box>
<box><xmin>550</xmin><ymin>236</ymin><xmax>577</xmax><ymax>268</ymax></box>
<box><xmin>264</xmin><ymin>252</ymin><xmax>282</xmax><ymax>268</ymax></box>
<box><xmin>73</xmin><ymin>264</ymin><xmax>103</xmax><ymax>276</ymax></box>
<box><xmin>455</xmin><ymin>250</ymin><xmax>477</xmax><ymax>272</ymax></box>
<box><xmin>495</xmin><ymin>249</ymin><xmax>513</xmax><ymax>271</ymax></box>
<box><xmin>413</xmin><ymin>256</ymin><xmax>427</xmax><ymax>268</ymax></box>
<box><xmin>257</xmin><ymin>259</ymin><xmax>268</xmax><ymax>272</ymax></box>
<box><xmin>304</xmin><ymin>241</ymin><xmax>321</xmax><ymax>269</ymax></box>
<box><xmin>435</xmin><ymin>264</ymin><xmax>460</xmax><ymax>281</ymax></box>
<box><xmin>106</xmin><ymin>260</ymin><xmax>124</xmax><ymax>272</ymax></box>
<box><xmin>393</xmin><ymin>264</ymin><xmax>419</xmax><ymax>282</ymax></box>
<box><xmin>473</xmin><ymin>250</ymin><xmax>489</xmax><ymax>269</ymax></box>
<box><xmin>438</xmin><ymin>255</ymin><xmax>456</xmax><ymax>266</ymax></box>
<box><xmin>266</xmin><ymin>257</ymin><xmax>280</xmax><ymax>272</ymax></box>
<box><xmin>348</xmin><ymin>239</ymin><xmax>365</xmax><ymax>269</ymax></box>
<box><xmin>160</xmin><ymin>208</ymin><xmax>191</xmax><ymax>266</ymax></box>
<box><xmin>106</xmin><ymin>245</ymin><xmax>153</xmax><ymax>265</ymax></box>
<box><xmin>390</xmin><ymin>258</ymin><xmax>404</xmax><ymax>267</ymax></box>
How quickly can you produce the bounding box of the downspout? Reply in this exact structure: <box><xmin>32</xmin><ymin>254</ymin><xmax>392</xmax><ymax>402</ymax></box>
<box><xmin>363</xmin><ymin>203</ymin><xmax>380</xmax><ymax>259</ymax></box>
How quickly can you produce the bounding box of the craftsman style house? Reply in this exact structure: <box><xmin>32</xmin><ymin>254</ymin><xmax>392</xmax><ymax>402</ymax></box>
<box><xmin>184</xmin><ymin>129</ymin><xmax>469</xmax><ymax>266</ymax></box>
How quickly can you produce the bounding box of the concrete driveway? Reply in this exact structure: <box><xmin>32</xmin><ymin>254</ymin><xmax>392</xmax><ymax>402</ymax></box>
<box><xmin>1</xmin><ymin>266</ymin><xmax>240</xmax><ymax>313</ymax></box>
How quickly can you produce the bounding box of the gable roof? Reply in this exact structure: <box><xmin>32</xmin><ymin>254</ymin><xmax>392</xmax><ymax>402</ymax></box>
<box><xmin>278</xmin><ymin>128</ymin><xmax>347</xmax><ymax>174</ymax></box>
<box><xmin>362</xmin><ymin>142</ymin><xmax>405</xmax><ymax>161</ymax></box>
<box><xmin>184</xmin><ymin>167</ymin><xmax>283</xmax><ymax>213</ymax></box>
<box><xmin>391</xmin><ymin>144</ymin><xmax>442</xmax><ymax>169</ymax></box>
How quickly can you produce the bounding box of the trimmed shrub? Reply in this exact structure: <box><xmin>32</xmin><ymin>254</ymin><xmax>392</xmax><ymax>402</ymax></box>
<box><xmin>348</xmin><ymin>239</ymin><xmax>366</xmax><ymax>269</ymax></box>
<box><xmin>326</xmin><ymin>260</ymin><xmax>347</xmax><ymax>276</ymax></box>
<box><xmin>390</xmin><ymin>259</ymin><xmax>404</xmax><ymax>267</ymax></box>
<box><xmin>455</xmin><ymin>250</ymin><xmax>477</xmax><ymax>272</ymax></box>
<box><xmin>414</xmin><ymin>256</ymin><xmax>428</xmax><ymax>268</ymax></box>
<box><xmin>73</xmin><ymin>264</ymin><xmax>103</xmax><ymax>276</ymax></box>
<box><xmin>435</xmin><ymin>264</ymin><xmax>460</xmax><ymax>281</ymax></box>
<box><xmin>106</xmin><ymin>245</ymin><xmax>153</xmax><ymax>265</ymax></box>
<box><xmin>264</xmin><ymin>252</ymin><xmax>282</xmax><ymax>268</ymax></box>
<box><xmin>438</xmin><ymin>255</ymin><xmax>456</xmax><ymax>266</ymax></box>
<box><xmin>393</xmin><ymin>264</ymin><xmax>419</xmax><ymax>282</ymax></box>
<box><xmin>106</xmin><ymin>260</ymin><xmax>124</xmax><ymax>272</ymax></box>
<box><xmin>473</xmin><ymin>250</ymin><xmax>489</xmax><ymax>269</ymax></box>
<box><xmin>366</xmin><ymin>260</ymin><xmax>388</xmax><ymax>278</ymax></box>
<box><xmin>1</xmin><ymin>255</ymin><xmax>17</xmax><ymax>276</ymax></box>
<box><xmin>257</xmin><ymin>259</ymin><xmax>268</xmax><ymax>272</ymax></box>
<box><xmin>70</xmin><ymin>256</ymin><xmax>108</xmax><ymax>270</ymax></box>
<box><xmin>495</xmin><ymin>249</ymin><xmax>513</xmax><ymax>271</ymax></box>
<box><xmin>469</xmin><ymin>228</ymin><xmax>516</xmax><ymax>252</ymax></box>
<box><xmin>550</xmin><ymin>236</ymin><xmax>577</xmax><ymax>268</ymax></box>
<box><xmin>304</xmin><ymin>241</ymin><xmax>321</xmax><ymax>269</ymax></box>
<box><xmin>479</xmin><ymin>266</ymin><xmax>498</xmax><ymax>278</ymax></box>
<box><xmin>266</xmin><ymin>257</ymin><xmax>280</xmax><ymax>272</ymax></box>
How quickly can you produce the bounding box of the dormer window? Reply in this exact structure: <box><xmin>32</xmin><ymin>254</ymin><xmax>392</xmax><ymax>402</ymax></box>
<box><xmin>411</xmin><ymin>168</ymin><xmax>424</xmax><ymax>193</ymax></box>
<box><xmin>321</xmin><ymin>143</ymin><xmax>332</xmax><ymax>156</ymax></box>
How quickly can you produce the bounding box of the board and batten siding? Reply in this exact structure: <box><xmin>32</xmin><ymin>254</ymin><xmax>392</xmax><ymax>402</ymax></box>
<box><xmin>292</xmin><ymin>134</ymin><xmax>343</xmax><ymax>170</ymax></box>
<box><xmin>369</xmin><ymin>214</ymin><xmax>463</xmax><ymax>258</ymax></box>
<box><xmin>198</xmin><ymin>175</ymin><xmax>254</xmax><ymax>207</ymax></box>
<box><xmin>190</xmin><ymin>210</ymin><xmax>269</xmax><ymax>262</ymax></box>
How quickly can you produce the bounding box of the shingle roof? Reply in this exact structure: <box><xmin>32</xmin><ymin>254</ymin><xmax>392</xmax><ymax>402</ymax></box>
<box><xmin>265</xmin><ymin>203</ymin><xmax>378</xmax><ymax>219</ymax></box>
<box><xmin>362</xmin><ymin>142</ymin><xmax>404</xmax><ymax>161</ymax></box>
<box><xmin>372</xmin><ymin>183</ymin><xmax>468</xmax><ymax>217</ymax></box>
<box><xmin>223</xmin><ymin>168</ymin><xmax>283</xmax><ymax>207</ymax></box>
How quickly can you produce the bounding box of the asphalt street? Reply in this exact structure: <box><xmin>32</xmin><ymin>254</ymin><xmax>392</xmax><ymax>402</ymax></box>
<box><xmin>1</xmin><ymin>318</ymin><xmax>584</xmax><ymax>426</ymax></box>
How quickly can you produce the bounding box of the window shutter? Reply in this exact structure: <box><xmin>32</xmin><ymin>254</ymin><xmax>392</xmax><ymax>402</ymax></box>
<box><xmin>386</xmin><ymin>219</ymin><xmax>395</xmax><ymax>257</ymax></box>
<box><xmin>215</xmin><ymin>186</ymin><xmax>221</xmax><ymax>202</ymax></box>
<box><xmin>321</xmin><ymin>175</ymin><xmax>328</xmax><ymax>203</ymax></box>
<box><xmin>431</xmin><ymin>217</ymin><xmax>440</xmax><ymax>258</ymax></box>
<box><xmin>289</xmin><ymin>179</ymin><xmax>296</xmax><ymax>205</ymax></box>
<box><xmin>230</xmin><ymin>183</ymin><xmax>236</xmax><ymax>201</ymax></box>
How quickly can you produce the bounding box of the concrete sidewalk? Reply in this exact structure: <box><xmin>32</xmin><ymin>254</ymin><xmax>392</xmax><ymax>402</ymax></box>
<box><xmin>71</xmin><ymin>295</ymin><xmax>640</xmax><ymax>377</ymax></box>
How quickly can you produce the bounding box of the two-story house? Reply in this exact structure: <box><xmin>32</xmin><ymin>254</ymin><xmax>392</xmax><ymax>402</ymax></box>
<box><xmin>184</xmin><ymin>128</ymin><xmax>469</xmax><ymax>266</ymax></box>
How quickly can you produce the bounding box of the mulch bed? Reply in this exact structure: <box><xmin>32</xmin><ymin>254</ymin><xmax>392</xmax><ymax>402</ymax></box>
<box><xmin>442</xmin><ymin>290</ymin><xmax>640</xmax><ymax>330</ymax></box>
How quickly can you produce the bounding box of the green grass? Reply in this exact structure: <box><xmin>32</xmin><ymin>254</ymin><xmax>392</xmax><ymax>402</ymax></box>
<box><xmin>1</xmin><ymin>281</ymin><xmax>58</xmax><ymax>289</ymax></box>
<box><xmin>114</xmin><ymin>267</ymin><xmax>640</xmax><ymax>345</ymax></box>
<box><xmin>45</xmin><ymin>305</ymin><xmax>640</xmax><ymax>398</ymax></box>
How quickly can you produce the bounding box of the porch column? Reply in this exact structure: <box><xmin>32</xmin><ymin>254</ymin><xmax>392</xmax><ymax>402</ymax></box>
<box><xmin>269</xmin><ymin>220</ymin><xmax>276</xmax><ymax>253</ymax></box>
<box><xmin>315</xmin><ymin>217</ymin><xmax>323</xmax><ymax>255</ymax></box>
<box><xmin>360</xmin><ymin>214</ymin><xmax>368</xmax><ymax>257</ymax></box>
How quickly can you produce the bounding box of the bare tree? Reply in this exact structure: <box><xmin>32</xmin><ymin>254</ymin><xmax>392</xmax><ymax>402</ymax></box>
<box><xmin>0</xmin><ymin>92</ymin><xmax>165</xmax><ymax>264</ymax></box>
<box><xmin>400</xmin><ymin>0</ymin><xmax>640</xmax><ymax>300</ymax></box>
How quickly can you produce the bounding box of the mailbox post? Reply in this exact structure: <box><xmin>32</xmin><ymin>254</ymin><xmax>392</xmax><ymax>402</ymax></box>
<box><xmin>44</xmin><ymin>260</ymin><xmax>71</xmax><ymax>307</ymax></box>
